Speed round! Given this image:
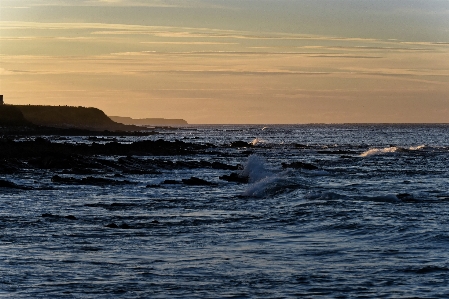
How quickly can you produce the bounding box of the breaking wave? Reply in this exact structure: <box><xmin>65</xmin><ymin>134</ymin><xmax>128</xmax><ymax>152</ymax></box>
<box><xmin>250</xmin><ymin>137</ymin><xmax>267</xmax><ymax>146</ymax></box>
<box><xmin>360</xmin><ymin>147</ymin><xmax>399</xmax><ymax>157</ymax></box>
<box><xmin>360</xmin><ymin>145</ymin><xmax>426</xmax><ymax>157</ymax></box>
<box><xmin>240</xmin><ymin>155</ymin><xmax>300</xmax><ymax>197</ymax></box>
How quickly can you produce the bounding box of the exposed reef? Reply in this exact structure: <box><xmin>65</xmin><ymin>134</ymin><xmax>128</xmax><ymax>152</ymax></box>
<box><xmin>0</xmin><ymin>137</ymin><xmax>243</xmax><ymax>189</ymax></box>
<box><xmin>0</xmin><ymin>138</ymin><xmax>210</xmax><ymax>158</ymax></box>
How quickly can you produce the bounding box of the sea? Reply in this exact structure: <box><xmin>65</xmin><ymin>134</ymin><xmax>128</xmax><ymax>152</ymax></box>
<box><xmin>1</xmin><ymin>124</ymin><xmax>448</xmax><ymax>298</ymax></box>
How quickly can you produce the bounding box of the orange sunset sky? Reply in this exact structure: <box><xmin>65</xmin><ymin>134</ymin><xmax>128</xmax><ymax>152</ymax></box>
<box><xmin>0</xmin><ymin>0</ymin><xmax>448</xmax><ymax>124</ymax></box>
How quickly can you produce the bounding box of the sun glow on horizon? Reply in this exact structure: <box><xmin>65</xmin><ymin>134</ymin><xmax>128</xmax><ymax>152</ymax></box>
<box><xmin>0</xmin><ymin>1</ymin><xmax>448</xmax><ymax>123</ymax></box>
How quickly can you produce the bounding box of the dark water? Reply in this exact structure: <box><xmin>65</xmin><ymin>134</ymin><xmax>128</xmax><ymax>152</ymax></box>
<box><xmin>1</xmin><ymin>124</ymin><xmax>449</xmax><ymax>298</ymax></box>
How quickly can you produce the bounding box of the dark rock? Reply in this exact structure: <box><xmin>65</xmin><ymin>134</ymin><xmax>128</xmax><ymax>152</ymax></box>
<box><xmin>0</xmin><ymin>138</ymin><xmax>211</xmax><ymax>160</ymax></box>
<box><xmin>146</xmin><ymin>184</ymin><xmax>160</xmax><ymax>188</ymax></box>
<box><xmin>42</xmin><ymin>213</ymin><xmax>57</xmax><ymax>218</ymax></box>
<box><xmin>0</xmin><ymin>159</ymin><xmax>19</xmax><ymax>174</ymax></box>
<box><xmin>241</xmin><ymin>150</ymin><xmax>254</xmax><ymax>156</ymax></box>
<box><xmin>65</xmin><ymin>215</ymin><xmax>77</xmax><ymax>220</ymax></box>
<box><xmin>211</xmin><ymin>161</ymin><xmax>239</xmax><ymax>170</ymax></box>
<box><xmin>119</xmin><ymin>223</ymin><xmax>131</xmax><ymax>229</ymax></box>
<box><xmin>151</xmin><ymin>220</ymin><xmax>160</xmax><ymax>224</ymax></box>
<box><xmin>294</xmin><ymin>143</ymin><xmax>309</xmax><ymax>149</ymax></box>
<box><xmin>105</xmin><ymin>223</ymin><xmax>119</xmax><ymax>228</ymax></box>
<box><xmin>182</xmin><ymin>177</ymin><xmax>215</xmax><ymax>186</ymax></box>
<box><xmin>34</xmin><ymin>137</ymin><xmax>49</xmax><ymax>144</ymax></box>
<box><xmin>0</xmin><ymin>179</ymin><xmax>24</xmax><ymax>189</ymax></box>
<box><xmin>161</xmin><ymin>179</ymin><xmax>181</xmax><ymax>184</ymax></box>
<box><xmin>219</xmin><ymin>172</ymin><xmax>249</xmax><ymax>183</ymax></box>
<box><xmin>230</xmin><ymin>141</ymin><xmax>252</xmax><ymax>148</ymax></box>
<box><xmin>396</xmin><ymin>193</ymin><xmax>420</xmax><ymax>202</ymax></box>
<box><xmin>282</xmin><ymin>161</ymin><xmax>318</xmax><ymax>170</ymax></box>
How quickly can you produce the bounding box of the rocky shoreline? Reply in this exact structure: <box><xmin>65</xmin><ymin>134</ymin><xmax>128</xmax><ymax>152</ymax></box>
<box><xmin>0</xmin><ymin>130</ymin><xmax>251</xmax><ymax>190</ymax></box>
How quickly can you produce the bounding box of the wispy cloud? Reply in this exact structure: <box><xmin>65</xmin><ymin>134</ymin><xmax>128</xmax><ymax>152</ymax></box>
<box><xmin>140</xmin><ymin>42</ymin><xmax>238</xmax><ymax>45</ymax></box>
<box><xmin>1</xmin><ymin>0</ymin><xmax>225</xmax><ymax>8</ymax></box>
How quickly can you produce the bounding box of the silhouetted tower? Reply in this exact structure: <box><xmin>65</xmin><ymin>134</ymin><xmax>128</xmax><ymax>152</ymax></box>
<box><xmin>0</xmin><ymin>95</ymin><xmax>3</xmax><ymax>105</ymax></box>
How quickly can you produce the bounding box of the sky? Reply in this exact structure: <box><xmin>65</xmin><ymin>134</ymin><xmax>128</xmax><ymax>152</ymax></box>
<box><xmin>1</xmin><ymin>0</ymin><xmax>448</xmax><ymax>124</ymax></box>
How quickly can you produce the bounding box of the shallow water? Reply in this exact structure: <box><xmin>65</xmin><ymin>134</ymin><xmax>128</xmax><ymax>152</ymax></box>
<box><xmin>1</xmin><ymin>124</ymin><xmax>449</xmax><ymax>298</ymax></box>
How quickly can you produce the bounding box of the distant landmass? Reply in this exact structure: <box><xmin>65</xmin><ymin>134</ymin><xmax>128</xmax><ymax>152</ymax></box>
<box><xmin>0</xmin><ymin>103</ymin><xmax>187</xmax><ymax>131</ymax></box>
<box><xmin>110</xmin><ymin>116</ymin><xmax>188</xmax><ymax>126</ymax></box>
<box><xmin>0</xmin><ymin>104</ymin><xmax>143</xmax><ymax>131</ymax></box>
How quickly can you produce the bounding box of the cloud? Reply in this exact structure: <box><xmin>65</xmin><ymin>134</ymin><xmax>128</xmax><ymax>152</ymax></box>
<box><xmin>140</xmin><ymin>42</ymin><xmax>238</xmax><ymax>45</ymax></box>
<box><xmin>0</xmin><ymin>0</ymin><xmax>224</xmax><ymax>8</ymax></box>
<box><xmin>0</xmin><ymin>36</ymin><xmax>94</xmax><ymax>41</ymax></box>
<box><xmin>308</xmin><ymin>54</ymin><xmax>382</xmax><ymax>59</ymax></box>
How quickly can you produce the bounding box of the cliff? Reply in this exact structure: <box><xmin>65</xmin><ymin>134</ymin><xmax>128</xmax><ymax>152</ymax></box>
<box><xmin>110</xmin><ymin>116</ymin><xmax>188</xmax><ymax>126</ymax></box>
<box><xmin>12</xmin><ymin>105</ymin><xmax>141</xmax><ymax>131</ymax></box>
<box><xmin>0</xmin><ymin>105</ymin><xmax>32</xmax><ymax>126</ymax></box>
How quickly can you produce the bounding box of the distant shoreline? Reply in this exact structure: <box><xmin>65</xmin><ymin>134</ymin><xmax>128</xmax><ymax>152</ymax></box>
<box><xmin>0</xmin><ymin>104</ymin><xmax>187</xmax><ymax>132</ymax></box>
<box><xmin>110</xmin><ymin>116</ymin><xmax>188</xmax><ymax>126</ymax></box>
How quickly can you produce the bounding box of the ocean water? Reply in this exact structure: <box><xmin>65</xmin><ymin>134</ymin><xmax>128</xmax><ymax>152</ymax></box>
<box><xmin>1</xmin><ymin>124</ymin><xmax>449</xmax><ymax>298</ymax></box>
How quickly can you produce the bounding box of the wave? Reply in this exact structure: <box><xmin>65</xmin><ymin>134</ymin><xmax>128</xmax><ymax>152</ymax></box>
<box><xmin>240</xmin><ymin>155</ymin><xmax>271</xmax><ymax>183</ymax></box>
<box><xmin>360</xmin><ymin>145</ymin><xmax>427</xmax><ymax>157</ymax></box>
<box><xmin>305</xmin><ymin>192</ymin><xmax>347</xmax><ymax>201</ymax></box>
<box><xmin>242</xmin><ymin>173</ymin><xmax>298</xmax><ymax>197</ymax></box>
<box><xmin>360</xmin><ymin>147</ymin><xmax>399</xmax><ymax>157</ymax></box>
<box><xmin>409</xmin><ymin>145</ymin><xmax>426</xmax><ymax>151</ymax></box>
<box><xmin>250</xmin><ymin>137</ymin><xmax>268</xmax><ymax>146</ymax></box>
<box><xmin>304</xmin><ymin>192</ymin><xmax>421</xmax><ymax>203</ymax></box>
<box><xmin>240</xmin><ymin>155</ymin><xmax>301</xmax><ymax>197</ymax></box>
<box><xmin>362</xmin><ymin>194</ymin><xmax>401</xmax><ymax>203</ymax></box>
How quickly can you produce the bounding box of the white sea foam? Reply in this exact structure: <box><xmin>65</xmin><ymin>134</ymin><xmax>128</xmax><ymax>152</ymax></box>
<box><xmin>360</xmin><ymin>147</ymin><xmax>398</xmax><ymax>157</ymax></box>
<box><xmin>240</xmin><ymin>155</ymin><xmax>271</xmax><ymax>183</ymax></box>
<box><xmin>361</xmin><ymin>145</ymin><xmax>426</xmax><ymax>157</ymax></box>
<box><xmin>241</xmin><ymin>155</ymin><xmax>298</xmax><ymax>197</ymax></box>
<box><xmin>251</xmin><ymin>138</ymin><xmax>267</xmax><ymax>146</ymax></box>
<box><xmin>409</xmin><ymin>145</ymin><xmax>425</xmax><ymax>151</ymax></box>
<box><xmin>242</xmin><ymin>174</ymin><xmax>287</xmax><ymax>197</ymax></box>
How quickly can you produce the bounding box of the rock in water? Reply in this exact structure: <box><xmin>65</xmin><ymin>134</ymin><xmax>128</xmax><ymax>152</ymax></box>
<box><xmin>282</xmin><ymin>161</ymin><xmax>318</xmax><ymax>170</ymax></box>
<box><xmin>230</xmin><ymin>141</ymin><xmax>252</xmax><ymax>148</ymax></box>
<box><xmin>219</xmin><ymin>172</ymin><xmax>249</xmax><ymax>183</ymax></box>
<box><xmin>182</xmin><ymin>177</ymin><xmax>215</xmax><ymax>186</ymax></box>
